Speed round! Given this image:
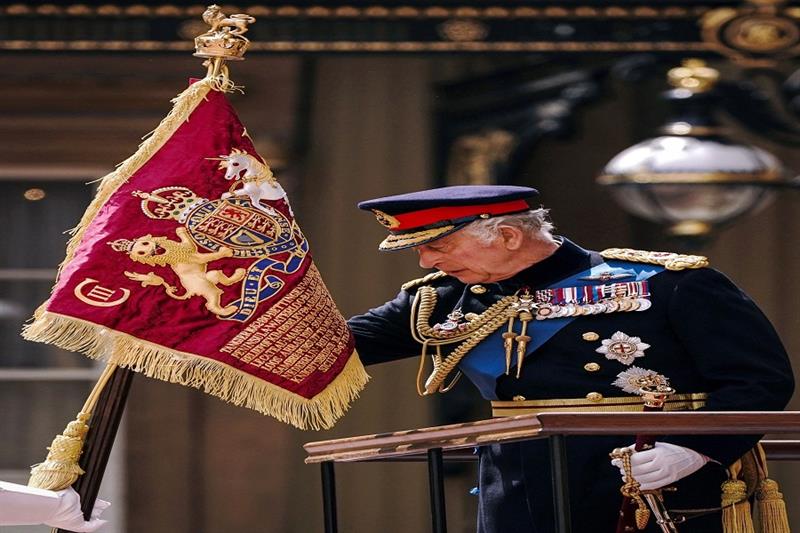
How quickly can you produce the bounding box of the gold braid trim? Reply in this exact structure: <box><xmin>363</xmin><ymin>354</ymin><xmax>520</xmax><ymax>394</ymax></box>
<box><xmin>401</xmin><ymin>270</ymin><xmax>449</xmax><ymax>291</ymax></box>
<box><xmin>410</xmin><ymin>285</ymin><xmax>515</xmax><ymax>395</ymax></box>
<box><xmin>23</xmin><ymin>312</ymin><xmax>369</xmax><ymax>431</ymax></box>
<box><xmin>600</xmin><ymin>248</ymin><xmax>709</xmax><ymax>271</ymax></box>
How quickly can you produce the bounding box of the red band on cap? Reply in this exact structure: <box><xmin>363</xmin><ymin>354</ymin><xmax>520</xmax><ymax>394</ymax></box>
<box><xmin>393</xmin><ymin>199</ymin><xmax>530</xmax><ymax>231</ymax></box>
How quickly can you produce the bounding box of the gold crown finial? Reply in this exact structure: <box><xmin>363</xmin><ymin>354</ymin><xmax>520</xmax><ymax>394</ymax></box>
<box><xmin>194</xmin><ymin>4</ymin><xmax>255</xmax><ymax>61</ymax></box>
<box><xmin>667</xmin><ymin>59</ymin><xmax>720</xmax><ymax>93</ymax></box>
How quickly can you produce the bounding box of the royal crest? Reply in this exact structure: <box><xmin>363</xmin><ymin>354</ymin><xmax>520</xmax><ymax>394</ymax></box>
<box><xmin>113</xmin><ymin>184</ymin><xmax>309</xmax><ymax>322</ymax></box>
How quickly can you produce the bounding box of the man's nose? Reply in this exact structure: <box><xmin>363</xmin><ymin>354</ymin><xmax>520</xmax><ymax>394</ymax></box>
<box><xmin>417</xmin><ymin>247</ymin><xmax>437</xmax><ymax>269</ymax></box>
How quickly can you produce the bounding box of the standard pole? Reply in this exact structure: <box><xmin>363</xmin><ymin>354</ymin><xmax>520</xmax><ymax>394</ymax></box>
<box><xmin>55</xmin><ymin>366</ymin><xmax>134</xmax><ymax>533</ymax></box>
<box><xmin>549</xmin><ymin>434</ymin><xmax>572</xmax><ymax>533</ymax></box>
<box><xmin>321</xmin><ymin>461</ymin><xmax>338</xmax><ymax>533</ymax></box>
<box><xmin>427</xmin><ymin>447</ymin><xmax>447</xmax><ymax>533</ymax></box>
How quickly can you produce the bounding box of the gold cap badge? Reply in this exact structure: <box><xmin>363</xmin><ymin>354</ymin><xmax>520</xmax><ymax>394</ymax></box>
<box><xmin>372</xmin><ymin>209</ymin><xmax>401</xmax><ymax>229</ymax></box>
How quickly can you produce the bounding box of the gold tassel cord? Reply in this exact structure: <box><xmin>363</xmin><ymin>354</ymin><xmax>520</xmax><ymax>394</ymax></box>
<box><xmin>28</xmin><ymin>363</ymin><xmax>118</xmax><ymax>490</ymax></box>
<box><xmin>721</xmin><ymin>460</ymin><xmax>756</xmax><ymax>533</ymax></box>
<box><xmin>754</xmin><ymin>445</ymin><xmax>791</xmax><ymax>533</ymax></box>
<box><xmin>757</xmin><ymin>480</ymin><xmax>791</xmax><ymax>533</ymax></box>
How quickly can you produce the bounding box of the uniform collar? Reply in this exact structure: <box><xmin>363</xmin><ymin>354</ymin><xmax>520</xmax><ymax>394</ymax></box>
<box><xmin>497</xmin><ymin>237</ymin><xmax>596</xmax><ymax>291</ymax></box>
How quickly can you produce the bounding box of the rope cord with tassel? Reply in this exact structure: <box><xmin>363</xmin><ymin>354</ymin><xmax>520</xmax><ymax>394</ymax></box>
<box><xmin>28</xmin><ymin>362</ymin><xmax>117</xmax><ymax>490</ymax></box>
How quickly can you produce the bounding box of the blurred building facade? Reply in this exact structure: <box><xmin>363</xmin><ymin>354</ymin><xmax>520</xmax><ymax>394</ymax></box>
<box><xmin>2</xmin><ymin>3</ymin><xmax>800</xmax><ymax>531</ymax></box>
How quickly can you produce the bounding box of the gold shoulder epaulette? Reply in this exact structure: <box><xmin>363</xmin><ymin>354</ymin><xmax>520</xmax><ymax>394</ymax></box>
<box><xmin>401</xmin><ymin>271</ymin><xmax>449</xmax><ymax>291</ymax></box>
<box><xmin>600</xmin><ymin>248</ymin><xmax>709</xmax><ymax>271</ymax></box>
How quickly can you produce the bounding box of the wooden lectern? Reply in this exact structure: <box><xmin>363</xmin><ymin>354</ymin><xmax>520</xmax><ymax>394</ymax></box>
<box><xmin>305</xmin><ymin>412</ymin><xmax>800</xmax><ymax>533</ymax></box>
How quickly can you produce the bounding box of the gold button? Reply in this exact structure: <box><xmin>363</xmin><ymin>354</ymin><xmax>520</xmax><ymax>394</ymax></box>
<box><xmin>470</xmin><ymin>285</ymin><xmax>487</xmax><ymax>295</ymax></box>
<box><xmin>513</xmin><ymin>395</ymin><xmax>526</xmax><ymax>402</ymax></box>
<box><xmin>582</xmin><ymin>332</ymin><xmax>600</xmax><ymax>341</ymax></box>
<box><xmin>584</xmin><ymin>362</ymin><xmax>600</xmax><ymax>372</ymax></box>
<box><xmin>586</xmin><ymin>392</ymin><xmax>603</xmax><ymax>402</ymax></box>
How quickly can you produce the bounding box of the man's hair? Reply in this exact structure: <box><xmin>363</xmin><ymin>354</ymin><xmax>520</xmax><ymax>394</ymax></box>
<box><xmin>463</xmin><ymin>208</ymin><xmax>555</xmax><ymax>244</ymax></box>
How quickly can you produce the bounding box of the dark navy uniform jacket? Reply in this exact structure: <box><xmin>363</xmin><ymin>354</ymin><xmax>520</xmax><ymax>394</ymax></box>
<box><xmin>348</xmin><ymin>239</ymin><xmax>794</xmax><ymax>533</ymax></box>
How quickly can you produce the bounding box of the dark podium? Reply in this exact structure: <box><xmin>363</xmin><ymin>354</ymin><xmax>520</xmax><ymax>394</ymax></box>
<box><xmin>305</xmin><ymin>412</ymin><xmax>800</xmax><ymax>533</ymax></box>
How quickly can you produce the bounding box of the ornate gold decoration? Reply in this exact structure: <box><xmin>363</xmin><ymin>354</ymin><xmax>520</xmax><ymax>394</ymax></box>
<box><xmin>0</xmin><ymin>4</ymin><xmax>720</xmax><ymax>19</ymax></box>
<box><xmin>372</xmin><ymin>209</ymin><xmax>401</xmax><ymax>229</ymax></box>
<box><xmin>438</xmin><ymin>18</ymin><xmax>489</xmax><ymax>42</ymax></box>
<box><xmin>702</xmin><ymin>2</ymin><xmax>800</xmax><ymax>64</ymax></box>
<box><xmin>600</xmin><ymin>248</ymin><xmax>709</xmax><ymax>271</ymax></box>
<box><xmin>401</xmin><ymin>271</ymin><xmax>449</xmax><ymax>291</ymax></box>
<box><xmin>613</xmin><ymin>366</ymin><xmax>669</xmax><ymax>394</ymax></box>
<box><xmin>447</xmin><ymin>129</ymin><xmax>517</xmax><ymax>185</ymax></box>
<box><xmin>194</xmin><ymin>4</ymin><xmax>255</xmax><ymax>60</ymax></box>
<box><xmin>668</xmin><ymin>58</ymin><xmax>720</xmax><ymax>93</ymax></box>
<box><xmin>0</xmin><ymin>39</ymin><xmax>713</xmax><ymax>53</ymax></box>
<box><xmin>726</xmin><ymin>15</ymin><xmax>800</xmax><ymax>53</ymax></box>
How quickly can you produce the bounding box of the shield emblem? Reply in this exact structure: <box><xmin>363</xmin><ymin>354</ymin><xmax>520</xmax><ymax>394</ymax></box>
<box><xmin>185</xmin><ymin>197</ymin><xmax>298</xmax><ymax>258</ymax></box>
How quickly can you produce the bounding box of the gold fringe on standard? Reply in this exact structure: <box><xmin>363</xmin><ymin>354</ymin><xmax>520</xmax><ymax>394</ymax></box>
<box><xmin>28</xmin><ymin>363</ymin><xmax>117</xmax><ymax>490</ymax></box>
<box><xmin>722</xmin><ymin>460</ymin><xmax>756</xmax><ymax>533</ymax></box>
<box><xmin>754</xmin><ymin>445</ymin><xmax>791</xmax><ymax>533</ymax></box>
<box><xmin>24</xmin><ymin>312</ymin><xmax>369</xmax><ymax>431</ymax></box>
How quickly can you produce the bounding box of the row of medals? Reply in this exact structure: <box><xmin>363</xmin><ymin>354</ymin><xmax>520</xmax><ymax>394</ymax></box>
<box><xmin>431</xmin><ymin>284</ymin><xmax>651</xmax><ymax>335</ymax></box>
<box><xmin>533</xmin><ymin>295</ymin><xmax>651</xmax><ymax>320</ymax></box>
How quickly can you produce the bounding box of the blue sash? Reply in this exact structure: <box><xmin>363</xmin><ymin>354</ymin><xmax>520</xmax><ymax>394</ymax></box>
<box><xmin>457</xmin><ymin>260</ymin><xmax>663</xmax><ymax>399</ymax></box>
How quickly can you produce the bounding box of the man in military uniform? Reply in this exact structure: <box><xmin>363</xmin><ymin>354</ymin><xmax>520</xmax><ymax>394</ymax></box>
<box><xmin>347</xmin><ymin>185</ymin><xmax>795</xmax><ymax>533</ymax></box>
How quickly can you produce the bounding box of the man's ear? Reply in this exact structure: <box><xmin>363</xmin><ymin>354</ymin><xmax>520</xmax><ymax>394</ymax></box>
<box><xmin>498</xmin><ymin>225</ymin><xmax>524</xmax><ymax>251</ymax></box>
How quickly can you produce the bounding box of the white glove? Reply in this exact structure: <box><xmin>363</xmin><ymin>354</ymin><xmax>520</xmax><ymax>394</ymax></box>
<box><xmin>47</xmin><ymin>487</ymin><xmax>110</xmax><ymax>532</ymax></box>
<box><xmin>0</xmin><ymin>481</ymin><xmax>109</xmax><ymax>531</ymax></box>
<box><xmin>611</xmin><ymin>441</ymin><xmax>709</xmax><ymax>491</ymax></box>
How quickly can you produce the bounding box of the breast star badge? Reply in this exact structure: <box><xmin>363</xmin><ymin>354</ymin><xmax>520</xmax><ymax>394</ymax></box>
<box><xmin>613</xmin><ymin>366</ymin><xmax>669</xmax><ymax>394</ymax></box>
<box><xmin>595</xmin><ymin>331</ymin><xmax>650</xmax><ymax>365</ymax></box>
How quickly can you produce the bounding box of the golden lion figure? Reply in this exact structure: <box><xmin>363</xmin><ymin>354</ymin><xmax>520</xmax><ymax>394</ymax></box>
<box><xmin>110</xmin><ymin>228</ymin><xmax>246</xmax><ymax>317</ymax></box>
<box><xmin>202</xmin><ymin>4</ymin><xmax>256</xmax><ymax>39</ymax></box>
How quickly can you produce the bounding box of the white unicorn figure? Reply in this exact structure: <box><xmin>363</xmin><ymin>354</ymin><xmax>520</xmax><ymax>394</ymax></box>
<box><xmin>212</xmin><ymin>148</ymin><xmax>288</xmax><ymax>214</ymax></box>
